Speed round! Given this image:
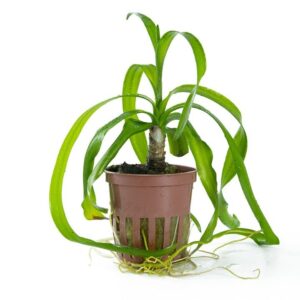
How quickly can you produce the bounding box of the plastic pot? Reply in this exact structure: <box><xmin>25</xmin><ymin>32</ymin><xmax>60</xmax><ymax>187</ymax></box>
<box><xmin>105</xmin><ymin>165</ymin><xmax>197</xmax><ymax>262</ymax></box>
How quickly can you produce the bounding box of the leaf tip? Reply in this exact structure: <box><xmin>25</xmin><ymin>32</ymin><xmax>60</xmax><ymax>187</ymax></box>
<box><xmin>126</xmin><ymin>12</ymin><xmax>133</xmax><ymax>20</ymax></box>
<box><xmin>126</xmin><ymin>12</ymin><xmax>144</xmax><ymax>20</ymax></box>
<box><xmin>232</xmin><ymin>214</ymin><xmax>241</xmax><ymax>228</ymax></box>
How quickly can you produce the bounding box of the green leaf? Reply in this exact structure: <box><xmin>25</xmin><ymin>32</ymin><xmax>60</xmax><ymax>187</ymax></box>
<box><xmin>180</xmin><ymin>32</ymin><xmax>206</xmax><ymax>83</ymax></box>
<box><xmin>122</xmin><ymin>64</ymin><xmax>155</xmax><ymax>163</ymax></box>
<box><xmin>190</xmin><ymin>213</ymin><xmax>201</xmax><ymax>233</ymax></box>
<box><xmin>167</xmin><ymin>104</ymin><xmax>279</xmax><ymax>244</ymax></box>
<box><xmin>141</xmin><ymin>64</ymin><xmax>158</xmax><ymax>93</ymax></box>
<box><xmin>166</xmin><ymin>127</ymin><xmax>189</xmax><ymax>157</ymax></box>
<box><xmin>167</xmin><ymin>113</ymin><xmax>219</xmax><ymax>244</ymax></box>
<box><xmin>200</xmin><ymin>209</ymin><xmax>219</xmax><ymax>244</ymax></box>
<box><xmin>212</xmin><ymin>228</ymin><xmax>268</xmax><ymax>245</ymax></box>
<box><xmin>169</xmin><ymin>84</ymin><xmax>241</xmax><ymax>121</ymax></box>
<box><xmin>221</xmin><ymin>126</ymin><xmax>247</xmax><ymax>187</ymax></box>
<box><xmin>218</xmin><ymin>191</ymin><xmax>239</xmax><ymax>229</ymax></box>
<box><xmin>127</xmin><ymin>12</ymin><xmax>159</xmax><ymax>49</ymax></box>
<box><xmin>156</xmin><ymin>32</ymin><xmax>206</xmax><ymax>84</ymax></box>
<box><xmin>82</xmin><ymin>110</ymin><xmax>153</xmax><ymax>220</ymax></box>
<box><xmin>86</xmin><ymin>119</ymin><xmax>152</xmax><ymax>199</ymax></box>
<box><xmin>167</xmin><ymin>105</ymin><xmax>240</xmax><ymax>229</ymax></box>
<box><xmin>184</xmin><ymin>122</ymin><xmax>218</xmax><ymax>205</ymax></box>
<box><xmin>164</xmin><ymin>85</ymin><xmax>244</xmax><ymax>229</ymax></box>
<box><xmin>173</xmin><ymin>33</ymin><xmax>206</xmax><ymax>139</ymax></box>
<box><xmin>50</xmin><ymin>98</ymin><xmax>175</xmax><ymax>256</ymax></box>
<box><xmin>156</xmin><ymin>31</ymin><xmax>177</xmax><ymax>101</ymax></box>
<box><xmin>155</xmin><ymin>31</ymin><xmax>206</xmax><ymax>137</ymax></box>
<box><xmin>189</xmin><ymin>196</ymin><xmax>220</xmax><ymax>256</ymax></box>
<box><xmin>193</xmin><ymin>86</ymin><xmax>245</xmax><ymax>228</ymax></box>
<box><xmin>185</xmin><ymin>122</ymin><xmax>220</xmax><ymax>243</ymax></box>
<box><xmin>156</xmin><ymin>31</ymin><xmax>177</xmax><ymax>74</ymax></box>
<box><xmin>174</xmin><ymin>91</ymin><xmax>196</xmax><ymax>140</ymax></box>
<box><xmin>156</xmin><ymin>31</ymin><xmax>206</xmax><ymax>104</ymax></box>
<box><xmin>190</xmin><ymin>88</ymin><xmax>247</xmax><ymax>227</ymax></box>
<box><xmin>169</xmin><ymin>103</ymin><xmax>279</xmax><ymax>245</ymax></box>
<box><xmin>190</xmin><ymin>103</ymin><xmax>279</xmax><ymax>245</ymax></box>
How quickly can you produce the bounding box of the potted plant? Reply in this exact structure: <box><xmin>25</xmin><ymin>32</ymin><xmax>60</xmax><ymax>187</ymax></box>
<box><xmin>50</xmin><ymin>13</ymin><xmax>279</xmax><ymax>271</ymax></box>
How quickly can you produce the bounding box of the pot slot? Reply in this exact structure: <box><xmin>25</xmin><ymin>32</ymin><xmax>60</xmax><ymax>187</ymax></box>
<box><xmin>112</xmin><ymin>214</ymin><xmax>190</xmax><ymax>259</ymax></box>
<box><xmin>155</xmin><ymin>218</ymin><xmax>165</xmax><ymax>249</ymax></box>
<box><xmin>125</xmin><ymin>217</ymin><xmax>133</xmax><ymax>246</ymax></box>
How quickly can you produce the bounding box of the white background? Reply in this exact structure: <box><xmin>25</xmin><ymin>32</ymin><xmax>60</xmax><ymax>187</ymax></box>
<box><xmin>1</xmin><ymin>0</ymin><xmax>300</xmax><ymax>299</ymax></box>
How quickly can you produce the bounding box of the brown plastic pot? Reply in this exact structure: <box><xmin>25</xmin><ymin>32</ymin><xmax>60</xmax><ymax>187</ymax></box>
<box><xmin>105</xmin><ymin>165</ymin><xmax>197</xmax><ymax>262</ymax></box>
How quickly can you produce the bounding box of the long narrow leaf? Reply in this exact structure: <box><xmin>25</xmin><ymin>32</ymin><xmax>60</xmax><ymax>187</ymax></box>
<box><xmin>169</xmin><ymin>84</ymin><xmax>247</xmax><ymax>187</ymax></box>
<box><xmin>190</xmin><ymin>103</ymin><xmax>279</xmax><ymax>244</ymax></box>
<box><xmin>86</xmin><ymin>119</ymin><xmax>152</xmax><ymax>202</ymax></box>
<box><xmin>167</xmin><ymin>106</ymin><xmax>278</xmax><ymax>245</ymax></box>
<box><xmin>156</xmin><ymin>31</ymin><xmax>206</xmax><ymax>106</ymax></box>
<box><xmin>167</xmin><ymin>113</ymin><xmax>219</xmax><ymax>244</ymax></box>
<box><xmin>173</xmin><ymin>33</ymin><xmax>206</xmax><ymax>139</ymax></box>
<box><xmin>169</xmin><ymin>85</ymin><xmax>241</xmax><ymax>121</ymax></box>
<box><xmin>127</xmin><ymin>12</ymin><xmax>159</xmax><ymax>49</ymax></box>
<box><xmin>184</xmin><ymin>122</ymin><xmax>220</xmax><ymax>243</ymax></box>
<box><xmin>164</xmin><ymin>86</ymin><xmax>245</xmax><ymax>228</ymax></box>
<box><xmin>166</xmin><ymin>103</ymin><xmax>240</xmax><ymax>229</ymax></box>
<box><xmin>49</xmin><ymin>100</ymin><xmax>175</xmax><ymax>256</ymax></box>
<box><xmin>156</xmin><ymin>31</ymin><xmax>177</xmax><ymax>101</ymax></box>
<box><xmin>141</xmin><ymin>64</ymin><xmax>158</xmax><ymax>94</ymax></box>
<box><xmin>184</xmin><ymin>123</ymin><xmax>218</xmax><ymax>205</ymax></box>
<box><xmin>122</xmin><ymin>65</ymin><xmax>155</xmax><ymax>163</ymax></box>
<box><xmin>175</xmin><ymin>91</ymin><xmax>196</xmax><ymax>139</ymax></box>
<box><xmin>156</xmin><ymin>32</ymin><xmax>206</xmax><ymax>87</ymax></box>
<box><xmin>221</xmin><ymin>126</ymin><xmax>247</xmax><ymax>186</ymax></box>
<box><xmin>166</xmin><ymin>127</ymin><xmax>189</xmax><ymax>157</ymax></box>
<box><xmin>212</xmin><ymin>228</ymin><xmax>267</xmax><ymax>245</ymax></box>
<box><xmin>190</xmin><ymin>213</ymin><xmax>202</xmax><ymax>233</ymax></box>
<box><xmin>82</xmin><ymin>110</ymin><xmax>153</xmax><ymax>220</ymax></box>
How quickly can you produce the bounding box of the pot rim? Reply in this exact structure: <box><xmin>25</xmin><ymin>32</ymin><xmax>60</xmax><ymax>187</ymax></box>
<box><xmin>105</xmin><ymin>164</ymin><xmax>197</xmax><ymax>186</ymax></box>
<box><xmin>105</xmin><ymin>164</ymin><xmax>196</xmax><ymax>178</ymax></box>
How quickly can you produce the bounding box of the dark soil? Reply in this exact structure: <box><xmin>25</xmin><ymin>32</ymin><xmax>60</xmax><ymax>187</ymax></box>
<box><xmin>106</xmin><ymin>162</ymin><xmax>180</xmax><ymax>174</ymax></box>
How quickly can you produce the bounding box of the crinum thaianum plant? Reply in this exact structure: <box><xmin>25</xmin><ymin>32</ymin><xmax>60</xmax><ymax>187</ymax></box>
<box><xmin>50</xmin><ymin>13</ymin><xmax>279</xmax><ymax>272</ymax></box>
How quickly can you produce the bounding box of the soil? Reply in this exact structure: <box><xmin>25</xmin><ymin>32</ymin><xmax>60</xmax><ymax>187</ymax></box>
<box><xmin>106</xmin><ymin>162</ymin><xmax>180</xmax><ymax>174</ymax></box>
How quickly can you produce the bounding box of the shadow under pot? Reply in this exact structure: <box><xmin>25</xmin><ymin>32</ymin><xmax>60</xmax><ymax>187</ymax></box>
<box><xmin>105</xmin><ymin>165</ymin><xmax>197</xmax><ymax>263</ymax></box>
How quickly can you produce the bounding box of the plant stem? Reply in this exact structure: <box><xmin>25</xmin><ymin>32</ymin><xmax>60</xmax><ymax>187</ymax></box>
<box><xmin>147</xmin><ymin>126</ymin><xmax>166</xmax><ymax>171</ymax></box>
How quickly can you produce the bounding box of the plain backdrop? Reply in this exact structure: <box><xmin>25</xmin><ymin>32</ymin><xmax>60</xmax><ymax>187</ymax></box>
<box><xmin>1</xmin><ymin>0</ymin><xmax>300</xmax><ymax>299</ymax></box>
